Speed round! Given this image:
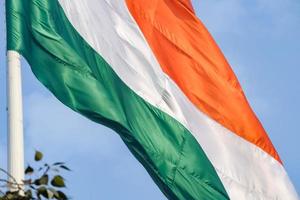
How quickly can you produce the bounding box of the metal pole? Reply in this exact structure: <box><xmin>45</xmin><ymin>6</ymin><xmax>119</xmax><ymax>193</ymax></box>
<box><xmin>7</xmin><ymin>50</ymin><xmax>24</xmax><ymax>189</ymax></box>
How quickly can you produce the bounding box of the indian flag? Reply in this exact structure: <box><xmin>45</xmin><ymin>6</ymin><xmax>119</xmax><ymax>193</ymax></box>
<box><xmin>6</xmin><ymin>0</ymin><xmax>298</xmax><ymax>199</ymax></box>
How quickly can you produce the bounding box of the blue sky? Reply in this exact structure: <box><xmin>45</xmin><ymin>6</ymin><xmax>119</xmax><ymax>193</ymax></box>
<box><xmin>0</xmin><ymin>0</ymin><xmax>299</xmax><ymax>199</ymax></box>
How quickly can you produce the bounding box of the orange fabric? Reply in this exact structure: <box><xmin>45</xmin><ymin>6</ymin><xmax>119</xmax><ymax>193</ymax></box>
<box><xmin>177</xmin><ymin>0</ymin><xmax>195</xmax><ymax>13</ymax></box>
<box><xmin>126</xmin><ymin>0</ymin><xmax>281</xmax><ymax>163</ymax></box>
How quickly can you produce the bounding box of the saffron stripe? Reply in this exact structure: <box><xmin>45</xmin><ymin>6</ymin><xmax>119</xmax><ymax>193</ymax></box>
<box><xmin>125</xmin><ymin>0</ymin><xmax>280</xmax><ymax>162</ymax></box>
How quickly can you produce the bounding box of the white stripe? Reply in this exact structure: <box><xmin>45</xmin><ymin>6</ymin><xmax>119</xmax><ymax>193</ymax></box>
<box><xmin>58</xmin><ymin>0</ymin><xmax>299</xmax><ymax>199</ymax></box>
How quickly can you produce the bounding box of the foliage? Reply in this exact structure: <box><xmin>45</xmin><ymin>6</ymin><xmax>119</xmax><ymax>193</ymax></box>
<box><xmin>0</xmin><ymin>151</ymin><xmax>70</xmax><ymax>200</ymax></box>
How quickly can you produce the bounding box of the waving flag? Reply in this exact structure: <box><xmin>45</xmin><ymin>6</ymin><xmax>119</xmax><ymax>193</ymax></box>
<box><xmin>6</xmin><ymin>0</ymin><xmax>298</xmax><ymax>199</ymax></box>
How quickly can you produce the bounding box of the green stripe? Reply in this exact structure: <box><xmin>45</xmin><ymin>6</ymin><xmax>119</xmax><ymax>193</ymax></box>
<box><xmin>6</xmin><ymin>0</ymin><xmax>229</xmax><ymax>199</ymax></box>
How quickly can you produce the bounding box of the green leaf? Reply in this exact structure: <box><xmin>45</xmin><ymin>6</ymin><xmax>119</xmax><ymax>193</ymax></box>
<box><xmin>34</xmin><ymin>151</ymin><xmax>43</xmax><ymax>161</ymax></box>
<box><xmin>60</xmin><ymin>165</ymin><xmax>71</xmax><ymax>171</ymax></box>
<box><xmin>57</xmin><ymin>191</ymin><xmax>68</xmax><ymax>200</ymax></box>
<box><xmin>25</xmin><ymin>166</ymin><xmax>34</xmax><ymax>175</ymax></box>
<box><xmin>34</xmin><ymin>175</ymin><xmax>49</xmax><ymax>185</ymax></box>
<box><xmin>51</xmin><ymin>175</ymin><xmax>66</xmax><ymax>188</ymax></box>
<box><xmin>53</xmin><ymin>162</ymin><xmax>65</xmax><ymax>166</ymax></box>
<box><xmin>49</xmin><ymin>188</ymin><xmax>60</xmax><ymax>199</ymax></box>
<box><xmin>24</xmin><ymin>190</ymin><xmax>33</xmax><ymax>198</ymax></box>
<box><xmin>4</xmin><ymin>193</ymin><xmax>14</xmax><ymax>200</ymax></box>
<box><xmin>47</xmin><ymin>189</ymin><xmax>55</xmax><ymax>199</ymax></box>
<box><xmin>37</xmin><ymin>186</ymin><xmax>48</xmax><ymax>198</ymax></box>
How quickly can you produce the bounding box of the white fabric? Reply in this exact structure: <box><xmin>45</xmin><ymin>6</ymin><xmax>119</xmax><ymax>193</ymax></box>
<box><xmin>58</xmin><ymin>0</ymin><xmax>299</xmax><ymax>199</ymax></box>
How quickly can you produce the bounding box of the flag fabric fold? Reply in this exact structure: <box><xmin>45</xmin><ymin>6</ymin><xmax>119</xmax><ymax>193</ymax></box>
<box><xmin>6</xmin><ymin>0</ymin><xmax>298</xmax><ymax>199</ymax></box>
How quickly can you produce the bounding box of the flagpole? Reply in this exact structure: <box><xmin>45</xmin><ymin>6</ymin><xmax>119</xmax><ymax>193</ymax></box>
<box><xmin>7</xmin><ymin>50</ymin><xmax>25</xmax><ymax>189</ymax></box>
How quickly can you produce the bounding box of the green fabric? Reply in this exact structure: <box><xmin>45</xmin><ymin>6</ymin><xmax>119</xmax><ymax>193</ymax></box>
<box><xmin>6</xmin><ymin>0</ymin><xmax>229</xmax><ymax>199</ymax></box>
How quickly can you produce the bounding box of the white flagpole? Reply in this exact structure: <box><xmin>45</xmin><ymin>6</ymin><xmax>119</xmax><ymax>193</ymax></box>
<box><xmin>6</xmin><ymin>50</ymin><xmax>25</xmax><ymax>189</ymax></box>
